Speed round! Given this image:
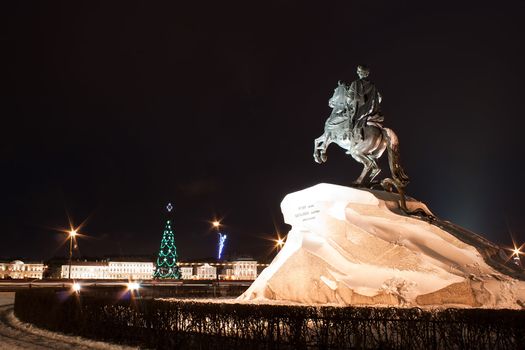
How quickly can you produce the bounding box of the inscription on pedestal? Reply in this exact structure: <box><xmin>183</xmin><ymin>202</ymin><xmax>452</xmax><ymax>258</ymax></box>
<box><xmin>294</xmin><ymin>204</ymin><xmax>321</xmax><ymax>222</ymax></box>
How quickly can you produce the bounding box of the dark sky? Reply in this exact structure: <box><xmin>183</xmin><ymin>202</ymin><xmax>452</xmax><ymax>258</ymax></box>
<box><xmin>3</xmin><ymin>1</ymin><xmax>525</xmax><ymax>262</ymax></box>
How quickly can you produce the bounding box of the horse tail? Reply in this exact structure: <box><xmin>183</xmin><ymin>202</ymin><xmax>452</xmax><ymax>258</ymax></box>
<box><xmin>382</xmin><ymin>128</ymin><xmax>410</xmax><ymax>186</ymax></box>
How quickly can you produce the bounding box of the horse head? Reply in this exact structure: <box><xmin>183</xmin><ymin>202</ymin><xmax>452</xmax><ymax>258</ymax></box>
<box><xmin>330</xmin><ymin>82</ymin><xmax>348</xmax><ymax>111</ymax></box>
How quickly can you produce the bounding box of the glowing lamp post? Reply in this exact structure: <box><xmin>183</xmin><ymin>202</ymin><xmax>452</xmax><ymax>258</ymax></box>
<box><xmin>68</xmin><ymin>229</ymin><xmax>77</xmax><ymax>280</ymax></box>
<box><xmin>275</xmin><ymin>234</ymin><xmax>285</xmax><ymax>251</ymax></box>
<box><xmin>512</xmin><ymin>245</ymin><xmax>522</xmax><ymax>267</ymax></box>
<box><xmin>72</xmin><ymin>283</ymin><xmax>81</xmax><ymax>293</ymax></box>
<box><xmin>127</xmin><ymin>282</ymin><xmax>140</xmax><ymax>291</ymax></box>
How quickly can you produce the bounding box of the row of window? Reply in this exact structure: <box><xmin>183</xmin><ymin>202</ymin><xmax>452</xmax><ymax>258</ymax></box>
<box><xmin>0</xmin><ymin>266</ymin><xmax>45</xmax><ymax>271</ymax></box>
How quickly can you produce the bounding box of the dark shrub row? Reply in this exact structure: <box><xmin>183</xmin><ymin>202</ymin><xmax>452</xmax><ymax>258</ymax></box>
<box><xmin>14</xmin><ymin>289</ymin><xmax>525</xmax><ymax>349</ymax></box>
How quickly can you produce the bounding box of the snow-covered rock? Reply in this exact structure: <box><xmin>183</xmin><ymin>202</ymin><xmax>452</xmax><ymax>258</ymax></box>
<box><xmin>239</xmin><ymin>183</ymin><xmax>525</xmax><ymax>308</ymax></box>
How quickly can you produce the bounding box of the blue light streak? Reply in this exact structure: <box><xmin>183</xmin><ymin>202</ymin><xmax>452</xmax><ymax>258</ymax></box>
<box><xmin>218</xmin><ymin>233</ymin><xmax>227</xmax><ymax>260</ymax></box>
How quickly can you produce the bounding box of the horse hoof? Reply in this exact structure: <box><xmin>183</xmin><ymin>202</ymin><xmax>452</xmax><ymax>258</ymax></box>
<box><xmin>369</xmin><ymin>169</ymin><xmax>381</xmax><ymax>182</ymax></box>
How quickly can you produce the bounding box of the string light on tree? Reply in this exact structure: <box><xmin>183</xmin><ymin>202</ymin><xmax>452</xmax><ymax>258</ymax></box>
<box><xmin>153</xmin><ymin>203</ymin><xmax>181</xmax><ymax>279</ymax></box>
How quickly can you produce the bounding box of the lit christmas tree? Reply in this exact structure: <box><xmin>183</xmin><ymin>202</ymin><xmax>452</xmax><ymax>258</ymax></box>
<box><xmin>153</xmin><ymin>203</ymin><xmax>181</xmax><ymax>279</ymax></box>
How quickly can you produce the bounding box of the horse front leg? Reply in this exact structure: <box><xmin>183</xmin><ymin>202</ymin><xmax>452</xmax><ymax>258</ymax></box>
<box><xmin>351</xmin><ymin>153</ymin><xmax>372</xmax><ymax>186</ymax></box>
<box><xmin>355</xmin><ymin>165</ymin><xmax>371</xmax><ymax>185</ymax></box>
<box><xmin>367</xmin><ymin>156</ymin><xmax>381</xmax><ymax>183</ymax></box>
<box><xmin>313</xmin><ymin>134</ymin><xmax>328</xmax><ymax>163</ymax></box>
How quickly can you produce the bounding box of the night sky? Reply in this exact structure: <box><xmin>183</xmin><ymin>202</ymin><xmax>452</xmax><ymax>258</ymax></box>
<box><xmin>3</xmin><ymin>2</ymin><xmax>525</xmax><ymax>262</ymax></box>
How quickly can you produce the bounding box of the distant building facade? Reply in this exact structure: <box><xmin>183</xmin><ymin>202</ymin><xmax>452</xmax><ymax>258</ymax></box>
<box><xmin>196</xmin><ymin>263</ymin><xmax>217</xmax><ymax>279</ymax></box>
<box><xmin>180</xmin><ymin>266</ymin><xmax>194</xmax><ymax>279</ymax></box>
<box><xmin>61</xmin><ymin>262</ymin><xmax>108</xmax><ymax>279</ymax></box>
<box><xmin>107</xmin><ymin>261</ymin><xmax>155</xmax><ymax>280</ymax></box>
<box><xmin>0</xmin><ymin>260</ymin><xmax>46</xmax><ymax>279</ymax></box>
<box><xmin>61</xmin><ymin>261</ymin><xmax>154</xmax><ymax>280</ymax></box>
<box><xmin>55</xmin><ymin>258</ymin><xmax>264</xmax><ymax>280</ymax></box>
<box><xmin>232</xmin><ymin>258</ymin><xmax>258</xmax><ymax>280</ymax></box>
<box><xmin>178</xmin><ymin>258</ymin><xmax>263</xmax><ymax>280</ymax></box>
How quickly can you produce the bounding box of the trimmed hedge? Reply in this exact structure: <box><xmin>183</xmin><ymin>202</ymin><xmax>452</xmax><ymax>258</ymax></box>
<box><xmin>14</xmin><ymin>289</ymin><xmax>525</xmax><ymax>349</ymax></box>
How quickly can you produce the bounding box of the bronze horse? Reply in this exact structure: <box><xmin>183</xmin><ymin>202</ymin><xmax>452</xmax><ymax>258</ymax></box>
<box><xmin>313</xmin><ymin>82</ymin><xmax>409</xmax><ymax>189</ymax></box>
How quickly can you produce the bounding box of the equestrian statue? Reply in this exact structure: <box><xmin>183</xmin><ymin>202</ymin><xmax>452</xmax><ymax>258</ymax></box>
<box><xmin>313</xmin><ymin>65</ymin><xmax>411</xmax><ymax>198</ymax></box>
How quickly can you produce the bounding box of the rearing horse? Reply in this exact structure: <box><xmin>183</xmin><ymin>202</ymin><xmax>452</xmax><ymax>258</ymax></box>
<box><xmin>313</xmin><ymin>82</ymin><xmax>409</xmax><ymax>188</ymax></box>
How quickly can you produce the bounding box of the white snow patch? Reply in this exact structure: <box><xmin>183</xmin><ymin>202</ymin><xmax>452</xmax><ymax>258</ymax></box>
<box><xmin>0</xmin><ymin>294</ymin><xmax>139</xmax><ymax>350</ymax></box>
<box><xmin>320</xmin><ymin>276</ymin><xmax>337</xmax><ymax>290</ymax></box>
<box><xmin>6</xmin><ymin>311</ymin><xmax>139</xmax><ymax>349</ymax></box>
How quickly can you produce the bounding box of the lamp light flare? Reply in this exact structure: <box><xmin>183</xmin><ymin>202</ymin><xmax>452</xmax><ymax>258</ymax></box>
<box><xmin>213</xmin><ymin>220</ymin><xmax>221</xmax><ymax>229</ymax></box>
<box><xmin>510</xmin><ymin>242</ymin><xmax>524</xmax><ymax>257</ymax></box>
<box><xmin>513</xmin><ymin>247</ymin><xmax>521</xmax><ymax>257</ymax></box>
<box><xmin>275</xmin><ymin>234</ymin><xmax>286</xmax><ymax>250</ymax></box>
<box><xmin>508</xmin><ymin>242</ymin><xmax>523</xmax><ymax>267</ymax></box>
<box><xmin>69</xmin><ymin>229</ymin><xmax>77</xmax><ymax>237</ymax></box>
<box><xmin>127</xmin><ymin>282</ymin><xmax>140</xmax><ymax>291</ymax></box>
<box><xmin>72</xmin><ymin>283</ymin><xmax>81</xmax><ymax>293</ymax></box>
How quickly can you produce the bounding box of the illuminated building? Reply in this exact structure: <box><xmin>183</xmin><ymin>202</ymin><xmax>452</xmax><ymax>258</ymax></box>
<box><xmin>177</xmin><ymin>258</ymin><xmax>264</xmax><ymax>280</ymax></box>
<box><xmin>61</xmin><ymin>260</ymin><xmax>154</xmax><ymax>279</ymax></box>
<box><xmin>0</xmin><ymin>260</ymin><xmax>46</xmax><ymax>279</ymax></box>
<box><xmin>196</xmin><ymin>263</ymin><xmax>217</xmax><ymax>279</ymax></box>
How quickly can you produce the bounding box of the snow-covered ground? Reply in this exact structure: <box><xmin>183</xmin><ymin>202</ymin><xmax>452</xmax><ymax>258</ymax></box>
<box><xmin>0</xmin><ymin>292</ymin><xmax>15</xmax><ymax>307</ymax></box>
<box><xmin>0</xmin><ymin>292</ymin><xmax>140</xmax><ymax>350</ymax></box>
<box><xmin>239</xmin><ymin>183</ymin><xmax>525</xmax><ymax>308</ymax></box>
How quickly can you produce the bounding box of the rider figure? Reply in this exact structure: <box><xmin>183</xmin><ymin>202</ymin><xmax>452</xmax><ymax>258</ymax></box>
<box><xmin>347</xmin><ymin>65</ymin><xmax>384</xmax><ymax>140</ymax></box>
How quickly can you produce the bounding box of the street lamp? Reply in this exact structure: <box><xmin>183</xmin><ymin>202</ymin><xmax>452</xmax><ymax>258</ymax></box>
<box><xmin>275</xmin><ymin>235</ymin><xmax>285</xmax><ymax>250</ymax></box>
<box><xmin>127</xmin><ymin>282</ymin><xmax>140</xmax><ymax>291</ymax></box>
<box><xmin>512</xmin><ymin>244</ymin><xmax>523</xmax><ymax>267</ymax></box>
<box><xmin>72</xmin><ymin>282</ymin><xmax>81</xmax><ymax>293</ymax></box>
<box><xmin>68</xmin><ymin>229</ymin><xmax>77</xmax><ymax>279</ymax></box>
<box><xmin>513</xmin><ymin>247</ymin><xmax>521</xmax><ymax>257</ymax></box>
